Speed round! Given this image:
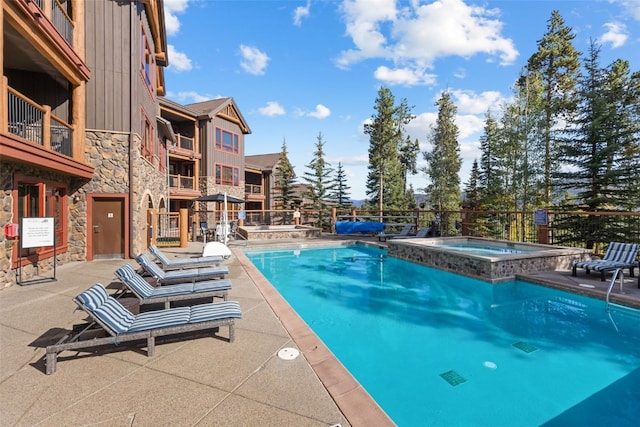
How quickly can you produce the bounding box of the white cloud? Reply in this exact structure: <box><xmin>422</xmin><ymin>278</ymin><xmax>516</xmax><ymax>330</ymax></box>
<box><xmin>170</xmin><ymin>90</ymin><xmax>210</xmax><ymax>103</ymax></box>
<box><xmin>167</xmin><ymin>45</ymin><xmax>192</xmax><ymax>72</ymax></box>
<box><xmin>599</xmin><ymin>22</ymin><xmax>628</xmax><ymax>48</ymax></box>
<box><xmin>336</xmin><ymin>0</ymin><xmax>518</xmax><ymax>82</ymax></box>
<box><xmin>374</xmin><ymin>66</ymin><xmax>437</xmax><ymax>86</ymax></box>
<box><xmin>258</xmin><ymin>101</ymin><xmax>286</xmax><ymax>117</ymax></box>
<box><xmin>450</xmin><ymin>89</ymin><xmax>506</xmax><ymax>114</ymax></box>
<box><xmin>309</xmin><ymin>104</ymin><xmax>332</xmax><ymax>119</ymax></box>
<box><xmin>163</xmin><ymin>0</ymin><xmax>190</xmax><ymax>36</ymax></box>
<box><xmin>239</xmin><ymin>44</ymin><xmax>270</xmax><ymax>75</ymax></box>
<box><xmin>618</xmin><ymin>0</ymin><xmax>640</xmax><ymax>21</ymax></box>
<box><xmin>293</xmin><ymin>0</ymin><xmax>311</xmax><ymax>26</ymax></box>
<box><xmin>297</xmin><ymin>104</ymin><xmax>332</xmax><ymax>119</ymax></box>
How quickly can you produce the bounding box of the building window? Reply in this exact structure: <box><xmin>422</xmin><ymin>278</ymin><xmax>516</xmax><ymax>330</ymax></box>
<box><xmin>141</xmin><ymin>112</ymin><xmax>154</xmax><ymax>162</ymax></box>
<box><xmin>141</xmin><ymin>29</ymin><xmax>155</xmax><ymax>93</ymax></box>
<box><xmin>215</xmin><ymin>164</ymin><xmax>239</xmax><ymax>186</ymax></box>
<box><xmin>215</xmin><ymin>128</ymin><xmax>239</xmax><ymax>154</ymax></box>
<box><xmin>16</xmin><ymin>180</ymin><xmax>67</xmax><ymax>258</ymax></box>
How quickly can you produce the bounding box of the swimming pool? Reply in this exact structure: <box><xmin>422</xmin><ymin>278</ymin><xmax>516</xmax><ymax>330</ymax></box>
<box><xmin>245</xmin><ymin>244</ymin><xmax>640</xmax><ymax>426</ymax></box>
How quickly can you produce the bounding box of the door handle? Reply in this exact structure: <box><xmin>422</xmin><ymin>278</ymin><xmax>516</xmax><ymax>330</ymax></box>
<box><xmin>93</xmin><ymin>225</ymin><xmax>100</xmax><ymax>233</ymax></box>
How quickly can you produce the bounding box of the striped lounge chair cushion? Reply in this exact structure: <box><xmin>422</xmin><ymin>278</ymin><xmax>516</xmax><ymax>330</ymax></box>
<box><xmin>149</xmin><ymin>279</ymin><xmax>232</xmax><ymax>297</ymax></box>
<box><xmin>574</xmin><ymin>243</ymin><xmax>639</xmax><ymax>271</ymax></box>
<box><xmin>189</xmin><ymin>301</ymin><xmax>242</xmax><ymax>323</ymax></box>
<box><xmin>137</xmin><ymin>254</ymin><xmax>166</xmax><ymax>279</ymax></box>
<box><xmin>75</xmin><ymin>283</ymin><xmax>109</xmax><ymax>311</ymax></box>
<box><xmin>149</xmin><ymin>245</ymin><xmax>172</xmax><ymax>265</ymax></box>
<box><xmin>127</xmin><ymin>306</ymin><xmax>192</xmax><ymax>332</ymax></box>
<box><xmin>93</xmin><ymin>298</ymin><xmax>136</xmax><ymax>334</ymax></box>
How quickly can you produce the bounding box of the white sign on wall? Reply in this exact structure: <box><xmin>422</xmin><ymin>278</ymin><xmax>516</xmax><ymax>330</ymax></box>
<box><xmin>21</xmin><ymin>217</ymin><xmax>55</xmax><ymax>248</ymax></box>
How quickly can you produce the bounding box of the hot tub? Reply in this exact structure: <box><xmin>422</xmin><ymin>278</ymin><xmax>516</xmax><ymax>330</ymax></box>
<box><xmin>238</xmin><ymin>225</ymin><xmax>322</xmax><ymax>240</ymax></box>
<box><xmin>387</xmin><ymin>236</ymin><xmax>589</xmax><ymax>282</ymax></box>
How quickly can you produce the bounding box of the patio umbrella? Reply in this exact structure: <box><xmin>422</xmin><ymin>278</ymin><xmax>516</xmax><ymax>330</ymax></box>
<box><xmin>222</xmin><ymin>192</ymin><xmax>229</xmax><ymax>246</ymax></box>
<box><xmin>192</xmin><ymin>193</ymin><xmax>244</xmax><ymax>204</ymax></box>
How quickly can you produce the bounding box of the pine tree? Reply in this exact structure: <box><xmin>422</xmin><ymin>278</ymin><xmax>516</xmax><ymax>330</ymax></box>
<box><xmin>302</xmin><ymin>132</ymin><xmax>335</xmax><ymax>229</ymax></box>
<box><xmin>423</xmin><ymin>91</ymin><xmax>462</xmax><ymax>235</ymax></box>
<box><xmin>478</xmin><ymin>111</ymin><xmax>502</xmax><ymax>208</ymax></box>
<box><xmin>273</xmin><ymin>140</ymin><xmax>297</xmax><ymax>211</ymax></box>
<box><xmin>332</xmin><ymin>162</ymin><xmax>352</xmax><ymax>208</ymax></box>
<box><xmin>464</xmin><ymin>159</ymin><xmax>482</xmax><ymax>209</ymax></box>
<box><xmin>526</xmin><ymin>10</ymin><xmax>581</xmax><ymax>205</ymax></box>
<box><xmin>364</xmin><ymin>87</ymin><xmax>414</xmax><ymax>214</ymax></box>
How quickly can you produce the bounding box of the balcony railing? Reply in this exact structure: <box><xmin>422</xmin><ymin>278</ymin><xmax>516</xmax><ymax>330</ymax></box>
<box><xmin>177</xmin><ymin>134</ymin><xmax>193</xmax><ymax>151</ymax></box>
<box><xmin>7</xmin><ymin>87</ymin><xmax>74</xmax><ymax>157</ymax></box>
<box><xmin>245</xmin><ymin>184</ymin><xmax>262</xmax><ymax>194</ymax></box>
<box><xmin>169</xmin><ymin>174</ymin><xmax>195</xmax><ymax>190</ymax></box>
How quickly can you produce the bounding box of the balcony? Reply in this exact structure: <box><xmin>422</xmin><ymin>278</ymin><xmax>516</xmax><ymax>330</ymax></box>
<box><xmin>7</xmin><ymin>86</ymin><xmax>73</xmax><ymax>157</ymax></box>
<box><xmin>32</xmin><ymin>0</ymin><xmax>74</xmax><ymax>45</ymax></box>
<box><xmin>245</xmin><ymin>183</ymin><xmax>263</xmax><ymax>195</ymax></box>
<box><xmin>169</xmin><ymin>174</ymin><xmax>195</xmax><ymax>191</ymax></box>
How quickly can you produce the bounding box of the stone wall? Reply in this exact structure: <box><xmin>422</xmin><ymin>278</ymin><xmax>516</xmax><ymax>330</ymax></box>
<box><xmin>0</xmin><ymin>162</ymin><xmax>76</xmax><ymax>288</ymax></box>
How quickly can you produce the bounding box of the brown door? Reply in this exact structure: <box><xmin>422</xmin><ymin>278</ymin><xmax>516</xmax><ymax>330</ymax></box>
<box><xmin>92</xmin><ymin>198</ymin><xmax>124</xmax><ymax>259</ymax></box>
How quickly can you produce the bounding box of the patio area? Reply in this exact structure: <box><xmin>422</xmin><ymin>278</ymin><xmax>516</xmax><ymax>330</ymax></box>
<box><xmin>1</xmin><ymin>236</ymin><xmax>638</xmax><ymax>425</ymax></box>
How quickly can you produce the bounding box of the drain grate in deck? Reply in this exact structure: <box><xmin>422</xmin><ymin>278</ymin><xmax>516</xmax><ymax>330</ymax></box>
<box><xmin>512</xmin><ymin>341</ymin><xmax>538</xmax><ymax>353</ymax></box>
<box><xmin>440</xmin><ymin>370</ymin><xmax>467</xmax><ymax>386</ymax></box>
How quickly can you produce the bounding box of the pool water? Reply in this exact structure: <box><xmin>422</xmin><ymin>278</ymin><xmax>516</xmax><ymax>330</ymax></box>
<box><xmin>245</xmin><ymin>245</ymin><xmax>640</xmax><ymax>427</ymax></box>
<box><xmin>434</xmin><ymin>243</ymin><xmax>532</xmax><ymax>255</ymax></box>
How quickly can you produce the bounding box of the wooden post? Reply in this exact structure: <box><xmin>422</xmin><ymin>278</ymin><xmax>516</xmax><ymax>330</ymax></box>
<box><xmin>179</xmin><ymin>208</ymin><xmax>188</xmax><ymax>247</ymax></box>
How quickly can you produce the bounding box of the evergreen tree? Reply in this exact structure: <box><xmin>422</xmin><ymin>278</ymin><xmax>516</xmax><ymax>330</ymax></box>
<box><xmin>478</xmin><ymin>111</ymin><xmax>502</xmax><ymax>208</ymax></box>
<box><xmin>364</xmin><ymin>87</ymin><xmax>414</xmax><ymax>214</ymax></box>
<box><xmin>273</xmin><ymin>140</ymin><xmax>297</xmax><ymax>212</ymax></box>
<box><xmin>526</xmin><ymin>10</ymin><xmax>581</xmax><ymax>205</ymax></box>
<box><xmin>423</xmin><ymin>91</ymin><xmax>462</xmax><ymax>235</ymax></box>
<box><xmin>302</xmin><ymin>132</ymin><xmax>335</xmax><ymax>229</ymax></box>
<box><xmin>554</xmin><ymin>41</ymin><xmax>640</xmax><ymax>246</ymax></box>
<box><xmin>463</xmin><ymin>159</ymin><xmax>482</xmax><ymax>209</ymax></box>
<box><xmin>332</xmin><ymin>162</ymin><xmax>352</xmax><ymax>208</ymax></box>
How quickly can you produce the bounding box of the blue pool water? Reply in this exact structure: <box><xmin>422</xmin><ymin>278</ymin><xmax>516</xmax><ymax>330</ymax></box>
<box><xmin>245</xmin><ymin>244</ymin><xmax>640</xmax><ymax>427</ymax></box>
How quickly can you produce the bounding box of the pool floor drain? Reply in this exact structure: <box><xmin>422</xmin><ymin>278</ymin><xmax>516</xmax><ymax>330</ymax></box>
<box><xmin>277</xmin><ymin>347</ymin><xmax>300</xmax><ymax>360</ymax></box>
<box><xmin>440</xmin><ymin>370</ymin><xmax>466</xmax><ymax>386</ymax></box>
<box><xmin>513</xmin><ymin>341</ymin><xmax>539</xmax><ymax>353</ymax></box>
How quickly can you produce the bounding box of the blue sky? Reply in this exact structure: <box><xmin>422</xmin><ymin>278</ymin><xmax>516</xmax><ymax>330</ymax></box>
<box><xmin>162</xmin><ymin>0</ymin><xmax>640</xmax><ymax>200</ymax></box>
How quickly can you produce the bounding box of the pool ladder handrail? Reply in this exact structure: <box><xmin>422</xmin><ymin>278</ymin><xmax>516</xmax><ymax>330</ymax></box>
<box><xmin>605</xmin><ymin>268</ymin><xmax>624</xmax><ymax>312</ymax></box>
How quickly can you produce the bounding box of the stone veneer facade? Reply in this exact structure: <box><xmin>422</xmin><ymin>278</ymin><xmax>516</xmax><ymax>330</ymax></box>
<box><xmin>0</xmin><ymin>130</ymin><xmax>169</xmax><ymax>288</ymax></box>
<box><xmin>387</xmin><ymin>239</ymin><xmax>590</xmax><ymax>283</ymax></box>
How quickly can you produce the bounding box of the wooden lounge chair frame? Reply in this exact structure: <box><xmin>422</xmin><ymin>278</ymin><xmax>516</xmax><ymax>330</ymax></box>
<box><xmin>148</xmin><ymin>244</ymin><xmax>223</xmax><ymax>270</ymax></box>
<box><xmin>572</xmin><ymin>242</ymin><xmax>639</xmax><ymax>285</ymax></box>
<box><xmin>136</xmin><ymin>253</ymin><xmax>228</xmax><ymax>285</ymax></box>
<box><xmin>115</xmin><ymin>264</ymin><xmax>231</xmax><ymax>308</ymax></box>
<box><xmin>45</xmin><ymin>284</ymin><xmax>240</xmax><ymax>374</ymax></box>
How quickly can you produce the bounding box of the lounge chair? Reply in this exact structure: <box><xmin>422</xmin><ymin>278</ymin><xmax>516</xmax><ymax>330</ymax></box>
<box><xmin>136</xmin><ymin>253</ymin><xmax>228</xmax><ymax>285</ymax></box>
<box><xmin>378</xmin><ymin>224</ymin><xmax>414</xmax><ymax>242</ymax></box>
<box><xmin>572</xmin><ymin>242</ymin><xmax>639</xmax><ymax>283</ymax></box>
<box><xmin>148</xmin><ymin>244</ymin><xmax>223</xmax><ymax>270</ymax></box>
<box><xmin>393</xmin><ymin>226</ymin><xmax>432</xmax><ymax>239</ymax></box>
<box><xmin>115</xmin><ymin>264</ymin><xmax>231</xmax><ymax>308</ymax></box>
<box><xmin>45</xmin><ymin>283</ymin><xmax>241</xmax><ymax>374</ymax></box>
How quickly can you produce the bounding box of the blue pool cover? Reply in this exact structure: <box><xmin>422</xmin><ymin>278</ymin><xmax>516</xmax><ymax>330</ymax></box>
<box><xmin>335</xmin><ymin>221</ymin><xmax>385</xmax><ymax>234</ymax></box>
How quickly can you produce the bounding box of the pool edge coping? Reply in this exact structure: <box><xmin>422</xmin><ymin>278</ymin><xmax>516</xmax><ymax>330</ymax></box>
<box><xmin>233</xmin><ymin>245</ymin><xmax>397</xmax><ymax>427</ymax></box>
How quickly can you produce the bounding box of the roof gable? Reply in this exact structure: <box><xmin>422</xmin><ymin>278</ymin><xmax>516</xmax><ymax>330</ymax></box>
<box><xmin>185</xmin><ymin>97</ymin><xmax>251</xmax><ymax>134</ymax></box>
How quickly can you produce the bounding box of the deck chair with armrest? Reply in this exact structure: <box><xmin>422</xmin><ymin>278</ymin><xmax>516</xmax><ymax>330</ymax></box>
<box><xmin>393</xmin><ymin>227</ymin><xmax>432</xmax><ymax>239</ymax></box>
<box><xmin>45</xmin><ymin>283</ymin><xmax>241</xmax><ymax>374</ymax></box>
<box><xmin>115</xmin><ymin>264</ymin><xmax>231</xmax><ymax>308</ymax></box>
<box><xmin>572</xmin><ymin>242</ymin><xmax>640</xmax><ymax>284</ymax></box>
<box><xmin>378</xmin><ymin>224</ymin><xmax>414</xmax><ymax>242</ymax></box>
<box><xmin>148</xmin><ymin>244</ymin><xmax>223</xmax><ymax>270</ymax></box>
<box><xmin>136</xmin><ymin>253</ymin><xmax>228</xmax><ymax>285</ymax></box>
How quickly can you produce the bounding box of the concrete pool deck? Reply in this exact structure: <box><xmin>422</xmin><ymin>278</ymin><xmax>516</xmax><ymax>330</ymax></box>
<box><xmin>1</xmin><ymin>235</ymin><xmax>638</xmax><ymax>425</ymax></box>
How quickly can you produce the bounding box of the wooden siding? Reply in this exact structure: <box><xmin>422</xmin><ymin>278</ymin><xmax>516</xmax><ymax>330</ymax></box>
<box><xmin>84</xmin><ymin>1</ymin><xmax>157</xmax><ymax>134</ymax></box>
<box><xmin>4</xmin><ymin>69</ymin><xmax>70</xmax><ymax>121</ymax></box>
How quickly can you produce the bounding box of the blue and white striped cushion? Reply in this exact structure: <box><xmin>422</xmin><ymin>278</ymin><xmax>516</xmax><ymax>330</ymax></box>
<box><xmin>125</xmin><ymin>273</ymin><xmax>156</xmax><ymax>299</ymax></box>
<box><xmin>191</xmin><ymin>279</ymin><xmax>232</xmax><ymax>293</ymax></box>
<box><xmin>137</xmin><ymin>254</ymin><xmax>166</xmax><ymax>279</ymax></box>
<box><xmin>127</xmin><ymin>307</ymin><xmax>191</xmax><ymax>332</ymax></box>
<box><xmin>149</xmin><ymin>245</ymin><xmax>172</xmax><ymax>265</ymax></box>
<box><xmin>115</xmin><ymin>264</ymin><xmax>137</xmax><ymax>282</ymax></box>
<box><xmin>604</xmin><ymin>243</ymin><xmax>639</xmax><ymax>264</ymax></box>
<box><xmin>189</xmin><ymin>301</ymin><xmax>242</xmax><ymax>323</ymax></box>
<box><xmin>76</xmin><ymin>283</ymin><xmax>109</xmax><ymax>311</ymax></box>
<box><xmin>93</xmin><ymin>298</ymin><xmax>136</xmax><ymax>334</ymax></box>
<box><xmin>163</xmin><ymin>265</ymin><xmax>229</xmax><ymax>281</ymax></box>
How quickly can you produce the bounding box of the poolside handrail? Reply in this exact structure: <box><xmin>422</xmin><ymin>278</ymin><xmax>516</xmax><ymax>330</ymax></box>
<box><xmin>605</xmin><ymin>268</ymin><xmax>624</xmax><ymax>312</ymax></box>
